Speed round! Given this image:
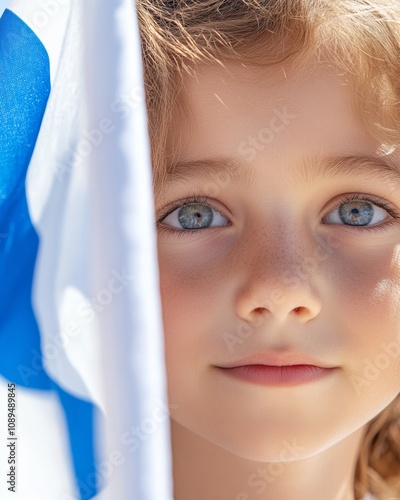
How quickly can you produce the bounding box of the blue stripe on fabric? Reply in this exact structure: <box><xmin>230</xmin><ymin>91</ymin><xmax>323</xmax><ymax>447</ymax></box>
<box><xmin>0</xmin><ymin>8</ymin><xmax>51</xmax><ymax>388</ymax></box>
<box><xmin>0</xmin><ymin>10</ymin><xmax>98</xmax><ymax>499</ymax></box>
<box><xmin>57</xmin><ymin>385</ymin><xmax>98</xmax><ymax>499</ymax></box>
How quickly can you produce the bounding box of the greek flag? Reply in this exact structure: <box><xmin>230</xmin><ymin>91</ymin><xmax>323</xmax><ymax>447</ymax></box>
<box><xmin>0</xmin><ymin>1</ymin><xmax>173</xmax><ymax>499</ymax></box>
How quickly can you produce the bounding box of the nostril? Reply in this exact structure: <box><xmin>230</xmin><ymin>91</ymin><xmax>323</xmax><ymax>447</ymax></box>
<box><xmin>254</xmin><ymin>307</ymin><xmax>266</xmax><ymax>313</ymax></box>
<box><xmin>293</xmin><ymin>306</ymin><xmax>304</xmax><ymax>313</ymax></box>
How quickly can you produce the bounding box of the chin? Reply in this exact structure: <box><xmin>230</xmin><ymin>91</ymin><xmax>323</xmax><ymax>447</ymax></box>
<box><xmin>212</xmin><ymin>434</ymin><xmax>320</xmax><ymax>463</ymax></box>
<box><xmin>187</xmin><ymin>415</ymin><xmax>360</xmax><ymax>464</ymax></box>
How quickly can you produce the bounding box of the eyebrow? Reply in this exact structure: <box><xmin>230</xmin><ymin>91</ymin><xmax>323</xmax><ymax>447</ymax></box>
<box><xmin>165</xmin><ymin>157</ymin><xmax>253</xmax><ymax>187</ymax></box>
<box><xmin>164</xmin><ymin>154</ymin><xmax>400</xmax><ymax>191</ymax></box>
<box><xmin>294</xmin><ymin>155</ymin><xmax>400</xmax><ymax>189</ymax></box>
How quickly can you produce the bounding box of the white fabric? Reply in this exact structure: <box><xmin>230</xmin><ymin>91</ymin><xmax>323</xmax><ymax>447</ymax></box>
<box><xmin>0</xmin><ymin>0</ymin><xmax>8</xmax><ymax>17</ymax></box>
<box><xmin>1</xmin><ymin>0</ymin><xmax>173</xmax><ymax>498</ymax></box>
<box><xmin>82</xmin><ymin>0</ymin><xmax>174</xmax><ymax>497</ymax></box>
<box><xmin>0</xmin><ymin>376</ymin><xmax>77</xmax><ymax>500</ymax></box>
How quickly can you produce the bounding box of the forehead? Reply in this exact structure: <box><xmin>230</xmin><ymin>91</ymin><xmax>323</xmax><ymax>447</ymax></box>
<box><xmin>167</xmin><ymin>58</ymin><xmax>371</xmax><ymax>161</ymax></box>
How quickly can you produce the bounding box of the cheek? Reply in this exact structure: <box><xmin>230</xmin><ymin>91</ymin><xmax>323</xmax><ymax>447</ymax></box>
<box><xmin>157</xmin><ymin>254</ymin><xmax>230</xmax><ymax>410</ymax></box>
<box><xmin>159</xmin><ymin>256</ymin><xmax>220</xmax><ymax>321</ymax></box>
<box><xmin>157</xmin><ymin>252</ymin><xmax>226</xmax><ymax>367</ymax></box>
<box><xmin>157</xmin><ymin>235</ymin><xmax>235</xmax><ymax>331</ymax></box>
<box><xmin>330</xmin><ymin>245</ymin><xmax>400</xmax><ymax>394</ymax></box>
<box><xmin>332</xmin><ymin>245</ymin><xmax>400</xmax><ymax>328</ymax></box>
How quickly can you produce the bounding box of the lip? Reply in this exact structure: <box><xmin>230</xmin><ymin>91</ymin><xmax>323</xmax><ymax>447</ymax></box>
<box><xmin>216</xmin><ymin>364</ymin><xmax>337</xmax><ymax>387</ymax></box>
<box><xmin>218</xmin><ymin>351</ymin><xmax>335</xmax><ymax>369</ymax></box>
<box><xmin>215</xmin><ymin>350</ymin><xmax>338</xmax><ymax>387</ymax></box>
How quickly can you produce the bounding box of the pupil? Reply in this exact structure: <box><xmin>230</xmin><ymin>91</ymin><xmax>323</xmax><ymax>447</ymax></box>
<box><xmin>338</xmin><ymin>201</ymin><xmax>373</xmax><ymax>226</ymax></box>
<box><xmin>178</xmin><ymin>204</ymin><xmax>213</xmax><ymax>229</ymax></box>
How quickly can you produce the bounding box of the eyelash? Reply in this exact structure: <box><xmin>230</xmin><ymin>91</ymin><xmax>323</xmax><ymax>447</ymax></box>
<box><xmin>324</xmin><ymin>193</ymin><xmax>400</xmax><ymax>233</ymax></box>
<box><xmin>156</xmin><ymin>193</ymin><xmax>400</xmax><ymax>238</ymax></box>
<box><xmin>157</xmin><ymin>196</ymin><xmax>224</xmax><ymax>239</ymax></box>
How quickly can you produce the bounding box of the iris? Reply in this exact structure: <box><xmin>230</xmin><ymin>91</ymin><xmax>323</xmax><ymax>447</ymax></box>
<box><xmin>339</xmin><ymin>201</ymin><xmax>373</xmax><ymax>226</ymax></box>
<box><xmin>178</xmin><ymin>204</ymin><xmax>213</xmax><ymax>229</ymax></box>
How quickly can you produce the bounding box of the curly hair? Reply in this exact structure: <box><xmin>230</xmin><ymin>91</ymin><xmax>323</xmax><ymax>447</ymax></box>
<box><xmin>136</xmin><ymin>1</ymin><xmax>400</xmax><ymax>498</ymax></box>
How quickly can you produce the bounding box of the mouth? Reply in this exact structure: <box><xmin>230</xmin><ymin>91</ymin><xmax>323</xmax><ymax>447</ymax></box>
<box><xmin>216</xmin><ymin>364</ymin><xmax>338</xmax><ymax>387</ymax></box>
<box><xmin>215</xmin><ymin>350</ymin><xmax>338</xmax><ymax>387</ymax></box>
<box><xmin>218</xmin><ymin>350</ymin><xmax>335</xmax><ymax>369</ymax></box>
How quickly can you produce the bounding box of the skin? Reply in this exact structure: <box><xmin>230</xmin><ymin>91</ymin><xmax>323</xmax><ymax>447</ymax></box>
<box><xmin>155</xmin><ymin>56</ymin><xmax>400</xmax><ymax>500</ymax></box>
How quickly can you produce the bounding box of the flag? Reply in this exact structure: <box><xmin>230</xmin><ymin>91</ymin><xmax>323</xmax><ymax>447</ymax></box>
<box><xmin>0</xmin><ymin>1</ymin><xmax>173</xmax><ymax>498</ymax></box>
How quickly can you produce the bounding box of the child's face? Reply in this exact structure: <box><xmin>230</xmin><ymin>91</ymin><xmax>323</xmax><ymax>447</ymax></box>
<box><xmin>156</xmin><ymin>56</ymin><xmax>400</xmax><ymax>461</ymax></box>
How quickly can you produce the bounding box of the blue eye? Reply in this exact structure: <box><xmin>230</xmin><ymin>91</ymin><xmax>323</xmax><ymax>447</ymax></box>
<box><xmin>159</xmin><ymin>198</ymin><xmax>230</xmax><ymax>231</ymax></box>
<box><xmin>325</xmin><ymin>199</ymin><xmax>388</xmax><ymax>226</ymax></box>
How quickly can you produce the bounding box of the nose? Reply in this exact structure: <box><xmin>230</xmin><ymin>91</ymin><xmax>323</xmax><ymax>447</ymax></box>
<box><xmin>234</xmin><ymin>241</ymin><xmax>323</xmax><ymax>325</ymax></box>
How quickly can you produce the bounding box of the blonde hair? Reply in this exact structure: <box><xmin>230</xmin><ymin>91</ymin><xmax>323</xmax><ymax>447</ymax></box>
<box><xmin>136</xmin><ymin>1</ymin><xmax>400</xmax><ymax>498</ymax></box>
